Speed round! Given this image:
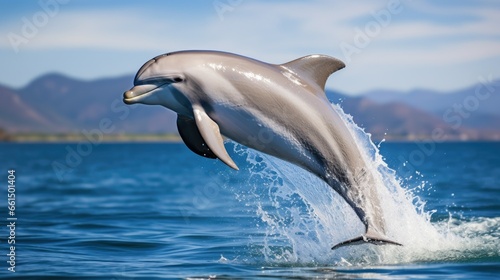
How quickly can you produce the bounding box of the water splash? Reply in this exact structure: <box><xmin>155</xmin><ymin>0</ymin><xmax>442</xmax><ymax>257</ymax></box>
<box><xmin>230</xmin><ymin>103</ymin><xmax>500</xmax><ymax>266</ymax></box>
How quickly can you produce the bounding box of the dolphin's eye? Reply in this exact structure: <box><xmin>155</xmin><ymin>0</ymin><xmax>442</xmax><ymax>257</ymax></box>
<box><xmin>173</xmin><ymin>77</ymin><xmax>184</xmax><ymax>82</ymax></box>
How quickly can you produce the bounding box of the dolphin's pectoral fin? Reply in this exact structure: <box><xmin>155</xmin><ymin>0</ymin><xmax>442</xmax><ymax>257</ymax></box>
<box><xmin>177</xmin><ymin>114</ymin><xmax>217</xmax><ymax>159</ymax></box>
<box><xmin>280</xmin><ymin>55</ymin><xmax>345</xmax><ymax>92</ymax></box>
<box><xmin>331</xmin><ymin>231</ymin><xmax>402</xmax><ymax>250</ymax></box>
<box><xmin>192</xmin><ymin>105</ymin><xmax>239</xmax><ymax>170</ymax></box>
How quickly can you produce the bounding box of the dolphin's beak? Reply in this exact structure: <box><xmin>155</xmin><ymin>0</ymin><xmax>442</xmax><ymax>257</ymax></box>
<box><xmin>123</xmin><ymin>84</ymin><xmax>160</xmax><ymax>104</ymax></box>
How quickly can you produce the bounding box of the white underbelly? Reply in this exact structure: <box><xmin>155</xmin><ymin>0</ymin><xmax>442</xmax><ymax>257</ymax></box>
<box><xmin>211</xmin><ymin>104</ymin><xmax>323</xmax><ymax>175</ymax></box>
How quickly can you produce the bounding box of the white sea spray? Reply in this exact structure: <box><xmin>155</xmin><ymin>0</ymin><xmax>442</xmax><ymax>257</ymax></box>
<box><xmin>229</xmin><ymin>103</ymin><xmax>500</xmax><ymax>265</ymax></box>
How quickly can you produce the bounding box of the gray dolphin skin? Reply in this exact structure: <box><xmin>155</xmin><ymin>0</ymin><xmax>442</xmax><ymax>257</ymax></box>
<box><xmin>123</xmin><ymin>50</ymin><xmax>402</xmax><ymax>250</ymax></box>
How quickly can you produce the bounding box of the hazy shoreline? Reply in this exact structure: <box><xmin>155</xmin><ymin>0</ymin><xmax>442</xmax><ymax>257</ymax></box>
<box><xmin>0</xmin><ymin>133</ymin><xmax>182</xmax><ymax>143</ymax></box>
<box><xmin>1</xmin><ymin>133</ymin><xmax>499</xmax><ymax>143</ymax></box>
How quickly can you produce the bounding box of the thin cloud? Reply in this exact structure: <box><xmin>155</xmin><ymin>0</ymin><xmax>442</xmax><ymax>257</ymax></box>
<box><xmin>0</xmin><ymin>8</ymin><xmax>175</xmax><ymax>51</ymax></box>
<box><xmin>0</xmin><ymin>0</ymin><xmax>498</xmax><ymax>92</ymax></box>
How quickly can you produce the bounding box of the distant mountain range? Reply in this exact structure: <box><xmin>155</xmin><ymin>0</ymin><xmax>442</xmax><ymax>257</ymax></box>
<box><xmin>0</xmin><ymin>73</ymin><xmax>499</xmax><ymax>141</ymax></box>
<box><xmin>0</xmin><ymin>73</ymin><xmax>177</xmax><ymax>135</ymax></box>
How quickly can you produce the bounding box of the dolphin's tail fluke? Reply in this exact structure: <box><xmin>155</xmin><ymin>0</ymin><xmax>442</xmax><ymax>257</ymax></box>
<box><xmin>331</xmin><ymin>230</ymin><xmax>403</xmax><ymax>250</ymax></box>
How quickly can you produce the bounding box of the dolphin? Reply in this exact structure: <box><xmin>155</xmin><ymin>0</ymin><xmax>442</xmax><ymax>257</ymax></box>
<box><xmin>123</xmin><ymin>50</ymin><xmax>402</xmax><ymax>249</ymax></box>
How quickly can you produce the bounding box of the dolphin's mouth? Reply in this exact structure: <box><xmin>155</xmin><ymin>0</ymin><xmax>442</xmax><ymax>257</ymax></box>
<box><xmin>123</xmin><ymin>84</ymin><xmax>162</xmax><ymax>104</ymax></box>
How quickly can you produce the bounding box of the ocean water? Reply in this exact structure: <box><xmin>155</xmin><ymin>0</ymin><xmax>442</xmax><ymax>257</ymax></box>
<box><xmin>0</xmin><ymin>127</ymin><xmax>499</xmax><ymax>278</ymax></box>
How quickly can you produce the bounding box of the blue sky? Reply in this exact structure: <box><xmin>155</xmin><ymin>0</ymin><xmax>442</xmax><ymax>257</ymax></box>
<box><xmin>1</xmin><ymin>0</ymin><xmax>499</xmax><ymax>94</ymax></box>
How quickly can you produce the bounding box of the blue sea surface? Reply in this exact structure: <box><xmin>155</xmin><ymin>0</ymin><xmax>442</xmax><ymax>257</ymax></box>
<box><xmin>0</xmin><ymin>141</ymin><xmax>499</xmax><ymax>279</ymax></box>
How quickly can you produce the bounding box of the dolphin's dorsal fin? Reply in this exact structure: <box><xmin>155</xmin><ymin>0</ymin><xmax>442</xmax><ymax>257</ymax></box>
<box><xmin>177</xmin><ymin>114</ymin><xmax>217</xmax><ymax>159</ymax></box>
<box><xmin>280</xmin><ymin>55</ymin><xmax>345</xmax><ymax>92</ymax></box>
<box><xmin>192</xmin><ymin>105</ymin><xmax>239</xmax><ymax>170</ymax></box>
